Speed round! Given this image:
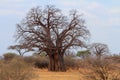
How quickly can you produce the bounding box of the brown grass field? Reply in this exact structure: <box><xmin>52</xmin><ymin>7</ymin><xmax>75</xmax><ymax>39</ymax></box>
<box><xmin>32</xmin><ymin>66</ymin><xmax>120</xmax><ymax>80</ymax></box>
<box><xmin>32</xmin><ymin>69</ymin><xmax>85</xmax><ymax>80</ymax></box>
<box><xmin>1</xmin><ymin>54</ymin><xmax>119</xmax><ymax>80</ymax></box>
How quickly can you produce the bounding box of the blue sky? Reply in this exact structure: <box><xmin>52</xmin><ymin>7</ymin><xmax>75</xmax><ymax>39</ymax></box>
<box><xmin>0</xmin><ymin>0</ymin><xmax>120</xmax><ymax>55</ymax></box>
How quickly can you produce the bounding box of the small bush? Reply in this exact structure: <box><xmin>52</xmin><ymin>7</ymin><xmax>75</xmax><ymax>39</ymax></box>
<box><xmin>64</xmin><ymin>56</ymin><xmax>76</xmax><ymax>69</ymax></box>
<box><xmin>3</xmin><ymin>52</ymin><xmax>17</xmax><ymax>61</ymax></box>
<box><xmin>107</xmin><ymin>54</ymin><xmax>120</xmax><ymax>63</ymax></box>
<box><xmin>23</xmin><ymin>56</ymin><xmax>36</xmax><ymax>65</ymax></box>
<box><xmin>85</xmin><ymin>57</ymin><xmax>120</xmax><ymax>80</ymax></box>
<box><xmin>34</xmin><ymin>56</ymin><xmax>49</xmax><ymax>68</ymax></box>
<box><xmin>0</xmin><ymin>57</ymin><xmax>36</xmax><ymax>80</ymax></box>
<box><xmin>24</xmin><ymin>56</ymin><xmax>49</xmax><ymax>68</ymax></box>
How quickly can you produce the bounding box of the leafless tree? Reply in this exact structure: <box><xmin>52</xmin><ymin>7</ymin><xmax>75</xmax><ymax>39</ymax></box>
<box><xmin>13</xmin><ymin>5</ymin><xmax>90</xmax><ymax>71</ymax></box>
<box><xmin>88</xmin><ymin>43</ymin><xmax>109</xmax><ymax>59</ymax></box>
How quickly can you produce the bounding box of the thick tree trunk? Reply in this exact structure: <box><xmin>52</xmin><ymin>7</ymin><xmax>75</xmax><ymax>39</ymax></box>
<box><xmin>48</xmin><ymin>55</ymin><xmax>55</xmax><ymax>71</ymax></box>
<box><xmin>48</xmin><ymin>53</ymin><xmax>66</xmax><ymax>72</ymax></box>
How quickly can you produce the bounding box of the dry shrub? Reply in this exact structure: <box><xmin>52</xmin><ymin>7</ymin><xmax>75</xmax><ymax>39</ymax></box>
<box><xmin>34</xmin><ymin>56</ymin><xmax>49</xmax><ymax>68</ymax></box>
<box><xmin>23</xmin><ymin>56</ymin><xmax>36</xmax><ymax>65</ymax></box>
<box><xmin>107</xmin><ymin>54</ymin><xmax>120</xmax><ymax>63</ymax></box>
<box><xmin>23</xmin><ymin>56</ymin><xmax>49</xmax><ymax>69</ymax></box>
<box><xmin>84</xmin><ymin>57</ymin><xmax>120</xmax><ymax>80</ymax></box>
<box><xmin>0</xmin><ymin>57</ymin><xmax>36</xmax><ymax>80</ymax></box>
<box><xmin>3</xmin><ymin>52</ymin><xmax>17</xmax><ymax>61</ymax></box>
<box><xmin>64</xmin><ymin>56</ymin><xmax>77</xmax><ymax>69</ymax></box>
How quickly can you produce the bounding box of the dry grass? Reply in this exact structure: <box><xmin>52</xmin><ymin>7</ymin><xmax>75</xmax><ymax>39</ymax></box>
<box><xmin>32</xmin><ymin>63</ymin><xmax>120</xmax><ymax>80</ymax></box>
<box><xmin>1</xmin><ymin>54</ymin><xmax>120</xmax><ymax>80</ymax></box>
<box><xmin>0</xmin><ymin>57</ymin><xmax>36</xmax><ymax>80</ymax></box>
<box><xmin>32</xmin><ymin>68</ymin><xmax>85</xmax><ymax>80</ymax></box>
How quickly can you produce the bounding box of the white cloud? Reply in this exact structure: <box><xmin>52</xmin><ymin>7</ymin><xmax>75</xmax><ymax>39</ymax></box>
<box><xmin>0</xmin><ymin>9</ymin><xmax>24</xmax><ymax>16</ymax></box>
<box><xmin>0</xmin><ymin>0</ymin><xmax>37</xmax><ymax>16</ymax></box>
<box><xmin>107</xmin><ymin>17</ymin><xmax>120</xmax><ymax>27</ymax></box>
<box><xmin>57</xmin><ymin>0</ymin><xmax>120</xmax><ymax>28</ymax></box>
<box><xmin>0</xmin><ymin>0</ymin><xmax>24</xmax><ymax>2</ymax></box>
<box><xmin>109</xmin><ymin>7</ymin><xmax>120</xmax><ymax>15</ymax></box>
<box><xmin>88</xmin><ymin>2</ymin><xmax>103</xmax><ymax>9</ymax></box>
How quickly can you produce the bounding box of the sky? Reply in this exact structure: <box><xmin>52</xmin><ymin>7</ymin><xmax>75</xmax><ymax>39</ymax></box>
<box><xmin>0</xmin><ymin>0</ymin><xmax>120</xmax><ymax>55</ymax></box>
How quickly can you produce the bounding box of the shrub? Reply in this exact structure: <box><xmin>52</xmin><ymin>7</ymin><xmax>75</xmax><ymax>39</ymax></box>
<box><xmin>23</xmin><ymin>55</ymin><xmax>49</xmax><ymax>68</ymax></box>
<box><xmin>34</xmin><ymin>56</ymin><xmax>49</xmax><ymax>68</ymax></box>
<box><xmin>0</xmin><ymin>57</ymin><xmax>36</xmax><ymax>80</ymax></box>
<box><xmin>108</xmin><ymin>54</ymin><xmax>120</xmax><ymax>63</ymax></box>
<box><xmin>64</xmin><ymin>56</ymin><xmax>76</xmax><ymax>69</ymax></box>
<box><xmin>23</xmin><ymin>56</ymin><xmax>36</xmax><ymax>65</ymax></box>
<box><xmin>85</xmin><ymin>57</ymin><xmax>120</xmax><ymax>80</ymax></box>
<box><xmin>3</xmin><ymin>52</ymin><xmax>17</xmax><ymax>61</ymax></box>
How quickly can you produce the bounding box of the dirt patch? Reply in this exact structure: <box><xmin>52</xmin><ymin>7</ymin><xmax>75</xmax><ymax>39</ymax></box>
<box><xmin>32</xmin><ymin>68</ymin><xmax>84</xmax><ymax>80</ymax></box>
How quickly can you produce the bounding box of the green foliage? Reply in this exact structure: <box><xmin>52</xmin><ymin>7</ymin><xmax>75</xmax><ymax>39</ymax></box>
<box><xmin>76</xmin><ymin>50</ymin><xmax>91</xmax><ymax>59</ymax></box>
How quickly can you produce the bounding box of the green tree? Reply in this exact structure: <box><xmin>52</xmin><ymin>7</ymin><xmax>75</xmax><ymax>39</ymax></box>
<box><xmin>77</xmin><ymin>50</ymin><xmax>91</xmax><ymax>59</ymax></box>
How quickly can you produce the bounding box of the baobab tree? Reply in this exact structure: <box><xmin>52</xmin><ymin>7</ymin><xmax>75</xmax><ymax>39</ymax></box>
<box><xmin>14</xmin><ymin>5</ymin><xmax>90</xmax><ymax>71</ymax></box>
<box><xmin>88</xmin><ymin>43</ymin><xmax>109</xmax><ymax>59</ymax></box>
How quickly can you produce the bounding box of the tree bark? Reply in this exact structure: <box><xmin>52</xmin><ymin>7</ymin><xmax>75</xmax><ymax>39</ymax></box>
<box><xmin>48</xmin><ymin>53</ymin><xmax>66</xmax><ymax>72</ymax></box>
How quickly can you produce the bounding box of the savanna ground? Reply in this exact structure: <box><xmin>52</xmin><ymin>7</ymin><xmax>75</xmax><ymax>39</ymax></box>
<box><xmin>32</xmin><ymin>69</ymin><xmax>80</xmax><ymax>80</ymax></box>
<box><xmin>0</xmin><ymin>53</ymin><xmax>120</xmax><ymax>80</ymax></box>
<box><xmin>33</xmin><ymin>64</ymin><xmax>120</xmax><ymax>80</ymax></box>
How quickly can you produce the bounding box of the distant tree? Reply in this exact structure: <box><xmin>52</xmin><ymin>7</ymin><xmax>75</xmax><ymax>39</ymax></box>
<box><xmin>13</xmin><ymin>5</ymin><xmax>90</xmax><ymax>71</ymax></box>
<box><xmin>8</xmin><ymin>44</ymin><xmax>34</xmax><ymax>56</ymax></box>
<box><xmin>88</xmin><ymin>43</ymin><xmax>109</xmax><ymax>59</ymax></box>
<box><xmin>77</xmin><ymin>50</ymin><xmax>91</xmax><ymax>59</ymax></box>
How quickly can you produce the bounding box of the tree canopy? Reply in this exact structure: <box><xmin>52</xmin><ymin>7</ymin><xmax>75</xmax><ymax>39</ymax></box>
<box><xmin>11</xmin><ymin>5</ymin><xmax>90</xmax><ymax>71</ymax></box>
